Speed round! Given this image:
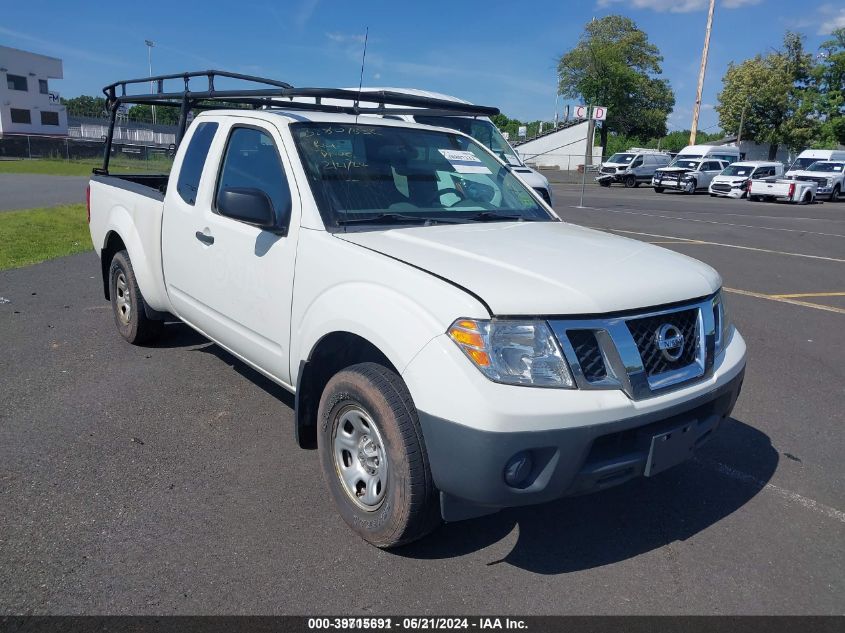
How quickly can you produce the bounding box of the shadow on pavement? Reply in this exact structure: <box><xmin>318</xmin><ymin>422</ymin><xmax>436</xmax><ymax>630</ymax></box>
<box><xmin>153</xmin><ymin>323</ymin><xmax>776</xmax><ymax>575</ymax></box>
<box><xmin>396</xmin><ymin>418</ymin><xmax>777</xmax><ymax>574</ymax></box>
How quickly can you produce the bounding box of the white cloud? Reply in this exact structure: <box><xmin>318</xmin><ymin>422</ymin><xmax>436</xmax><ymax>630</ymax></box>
<box><xmin>325</xmin><ymin>32</ymin><xmax>366</xmax><ymax>44</ymax></box>
<box><xmin>0</xmin><ymin>26</ymin><xmax>128</xmax><ymax>67</ymax></box>
<box><xmin>295</xmin><ymin>0</ymin><xmax>320</xmax><ymax>29</ymax></box>
<box><xmin>816</xmin><ymin>4</ymin><xmax>845</xmax><ymax>34</ymax></box>
<box><xmin>596</xmin><ymin>0</ymin><xmax>762</xmax><ymax>13</ymax></box>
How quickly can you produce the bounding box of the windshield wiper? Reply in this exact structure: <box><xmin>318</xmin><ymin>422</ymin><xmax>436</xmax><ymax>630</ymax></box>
<box><xmin>336</xmin><ymin>213</ymin><xmax>464</xmax><ymax>226</ymax></box>
<box><xmin>465</xmin><ymin>211</ymin><xmax>525</xmax><ymax>222</ymax></box>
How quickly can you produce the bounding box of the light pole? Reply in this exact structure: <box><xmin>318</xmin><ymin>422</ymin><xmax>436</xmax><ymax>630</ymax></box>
<box><xmin>145</xmin><ymin>39</ymin><xmax>156</xmax><ymax>126</ymax></box>
<box><xmin>690</xmin><ymin>0</ymin><xmax>715</xmax><ymax>145</ymax></box>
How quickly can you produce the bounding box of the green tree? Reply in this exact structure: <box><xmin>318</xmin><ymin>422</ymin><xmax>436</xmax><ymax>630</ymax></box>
<box><xmin>716</xmin><ymin>32</ymin><xmax>814</xmax><ymax>157</ymax></box>
<box><xmin>60</xmin><ymin>95</ymin><xmax>108</xmax><ymax>118</ymax></box>
<box><xmin>126</xmin><ymin>104</ymin><xmax>181</xmax><ymax>126</ymax></box>
<box><xmin>810</xmin><ymin>28</ymin><xmax>845</xmax><ymax>146</ymax></box>
<box><xmin>557</xmin><ymin>15</ymin><xmax>675</xmax><ymax>152</ymax></box>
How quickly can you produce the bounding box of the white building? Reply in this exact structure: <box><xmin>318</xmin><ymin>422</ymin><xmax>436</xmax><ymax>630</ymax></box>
<box><xmin>513</xmin><ymin>121</ymin><xmax>603</xmax><ymax>171</ymax></box>
<box><xmin>0</xmin><ymin>45</ymin><xmax>67</xmax><ymax>136</ymax></box>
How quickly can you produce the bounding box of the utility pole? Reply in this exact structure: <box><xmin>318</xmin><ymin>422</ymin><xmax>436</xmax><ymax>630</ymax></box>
<box><xmin>736</xmin><ymin>100</ymin><xmax>748</xmax><ymax>146</ymax></box>
<box><xmin>578</xmin><ymin>104</ymin><xmax>593</xmax><ymax>209</ymax></box>
<box><xmin>690</xmin><ymin>0</ymin><xmax>715</xmax><ymax>145</ymax></box>
<box><xmin>145</xmin><ymin>40</ymin><xmax>156</xmax><ymax>126</ymax></box>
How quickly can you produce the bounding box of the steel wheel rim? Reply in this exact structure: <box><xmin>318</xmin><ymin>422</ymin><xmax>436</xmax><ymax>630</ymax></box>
<box><xmin>685</xmin><ymin>181</ymin><xmax>695</xmax><ymax>193</ymax></box>
<box><xmin>332</xmin><ymin>404</ymin><xmax>388</xmax><ymax>511</ymax></box>
<box><xmin>115</xmin><ymin>272</ymin><xmax>132</xmax><ymax>325</ymax></box>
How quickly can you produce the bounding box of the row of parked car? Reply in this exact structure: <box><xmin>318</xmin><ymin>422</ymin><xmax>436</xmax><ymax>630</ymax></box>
<box><xmin>596</xmin><ymin>147</ymin><xmax>845</xmax><ymax>204</ymax></box>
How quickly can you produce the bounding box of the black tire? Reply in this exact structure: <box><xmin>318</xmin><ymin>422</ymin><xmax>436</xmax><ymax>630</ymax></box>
<box><xmin>633</xmin><ymin>181</ymin><xmax>641</xmax><ymax>188</ymax></box>
<box><xmin>831</xmin><ymin>185</ymin><xmax>841</xmax><ymax>202</ymax></box>
<box><xmin>748</xmin><ymin>195</ymin><xmax>759</xmax><ymax>202</ymax></box>
<box><xmin>799</xmin><ymin>191</ymin><xmax>813</xmax><ymax>205</ymax></box>
<box><xmin>654</xmin><ymin>187</ymin><xmax>664</xmax><ymax>193</ymax></box>
<box><xmin>684</xmin><ymin>179</ymin><xmax>697</xmax><ymax>194</ymax></box>
<box><xmin>108</xmin><ymin>250</ymin><xmax>163</xmax><ymax>345</ymax></box>
<box><xmin>623</xmin><ymin>174</ymin><xmax>636</xmax><ymax>188</ymax></box>
<box><xmin>598</xmin><ymin>179</ymin><xmax>611</xmax><ymax>187</ymax></box>
<box><xmin>709</xmin><ymin>193</ymin><xmax>716</xmax><ymax>197</ymax></box>
<box><xmin>317</xmin><ymin>362</ymin><xmax>440</xmax><ymax>548</ymax></box>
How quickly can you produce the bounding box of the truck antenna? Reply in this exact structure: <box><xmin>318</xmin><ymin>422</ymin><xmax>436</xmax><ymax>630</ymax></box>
<box><xmin>355</xmin><ymin>27</ymin><xmax>369</xmax><ymax>123</ymax></box>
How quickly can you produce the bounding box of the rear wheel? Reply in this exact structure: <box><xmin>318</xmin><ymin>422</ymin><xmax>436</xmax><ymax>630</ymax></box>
<box><xmin>109</xmin><ymin>250</ymin><xmax>163</xmax><ymax>345</ymax></box>
<box><xmin>317</xmin><ymin>362</ymin><xmax>440</xmax><ymax>548</ymax></box>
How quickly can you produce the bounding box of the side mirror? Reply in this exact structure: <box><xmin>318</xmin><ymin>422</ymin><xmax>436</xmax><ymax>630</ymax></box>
<box><xmin>217</xmin><ymin>187</ymin><xmax>282</xmax><ymax>232</ymax></box>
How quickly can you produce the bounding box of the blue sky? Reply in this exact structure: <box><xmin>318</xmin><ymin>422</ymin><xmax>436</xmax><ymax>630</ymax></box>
<box><xmin>2</xmin><ymin>0</ymin><xmax>843</xmax><ymax>133</ymax></box>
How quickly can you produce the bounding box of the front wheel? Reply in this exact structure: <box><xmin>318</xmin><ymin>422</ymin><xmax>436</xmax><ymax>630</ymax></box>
<box><xmin>831</xmin><ymin>185</ymin><xmax>841</xmax><ymax>202</ymax></box>
<box><xmin>109</xmin><ymin>250</ymin><xmax>163</xmax><ymax>345</ymax></box>
<box><xmin>653</xmin><ymin>187</ymin><xmax>664</xmax><ymax>193</ymax></box>
<box><xmin>683</xmin><ymin>180</ymin><xmax>696</xmax><ymax>194</ymax></box>
<box><xmin>623</xmin><ymin>174</ymin><xmax>636</xmax><ymax>188</ymax></box>
<box><xmin>598</xmin><ymin>179</ymin><xmax>611</xmax><ymax>187</ymax></box>
<box><xmin>317</xmin><ymin>362</ymin><xmax>441</xmax><ymax>548</ymax></box>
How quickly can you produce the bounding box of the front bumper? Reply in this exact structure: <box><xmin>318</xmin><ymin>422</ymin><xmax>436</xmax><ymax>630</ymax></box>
<box><xmin>709</xmin><ymin>185</ymin><xmax>744</xmax><ymax>198</ymax></box>
<box><xmin>653</xmin><ymin>176</ymin><xmax>690</xmax><ymax>190</ymax></box>
<box><xmin>403</xmin><ymin>329</ymin><xmax>746</xmax><ymax>521</ymax></box>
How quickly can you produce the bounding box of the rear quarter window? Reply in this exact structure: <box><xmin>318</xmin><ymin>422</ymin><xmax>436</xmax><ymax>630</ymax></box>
<box><xmin>176</xmin><ymin>122</ymin><xmax>219</xmax><ymax>205</ymax></box>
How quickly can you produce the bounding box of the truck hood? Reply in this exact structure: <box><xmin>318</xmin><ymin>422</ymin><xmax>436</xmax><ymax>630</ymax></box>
<box><xmin>790</xmin><ymin>170</ymin><xmax>837</xmax><ymax>178</ymax></box>
<box><xmin>656</xmin><ymin>167</ymin><xmax>693</xmax><ymax>174</ymax></box>
<box><xmin>338</xmin><ymin>222</ymin><xmax>721</xmax><ymax>315</ymax></box>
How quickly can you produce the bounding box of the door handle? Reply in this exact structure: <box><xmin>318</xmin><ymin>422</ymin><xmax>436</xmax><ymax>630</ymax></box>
<box><xmin>195</xmin><ymin>231</ymin><xmax>215</xmax><ymax>245</ymax></box>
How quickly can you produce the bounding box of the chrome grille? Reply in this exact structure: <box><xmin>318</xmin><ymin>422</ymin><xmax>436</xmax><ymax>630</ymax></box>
<box><xmin>626</xmin><ymin>309</ymin><xmax>700</xmax><ymax>376</ymax></box>
<box><xmin>567</xmin><ymin>330</ymin><xmax>607</xmax><ymax>382</ymax></box>
<box><xmin>795</xmin><ymin>176</ymin><xmax>827</xmax><ymax>187</ymax></box>
<box><xmin>549</xmin><ymin>297</ymin><xmax>716</xmax><ymax>401</ymax></box>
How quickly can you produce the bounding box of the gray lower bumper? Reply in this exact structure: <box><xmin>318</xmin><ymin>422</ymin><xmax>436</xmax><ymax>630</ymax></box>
<box><xmin>419</xmin><ymin>368</ymin><xmax>745</xmax><ymax>521</ymax></box>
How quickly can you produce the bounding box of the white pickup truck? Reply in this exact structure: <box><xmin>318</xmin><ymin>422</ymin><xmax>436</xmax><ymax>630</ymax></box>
<box><xmin>87</xmin><ymin>72</ymin><xmax>746</xmax><ymax>547</ymax></box>
<box><xmin>748</xmin><ymin>178</ymin><xmax>817</xmax><ymax>204</ymax></box>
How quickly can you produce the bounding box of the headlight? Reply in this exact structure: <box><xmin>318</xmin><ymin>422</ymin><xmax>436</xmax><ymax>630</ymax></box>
<box><xmin>448</xmin><ymin>319</ymin><xmax>575</xmax><ymax>388</ymax></box>
<box><xmin>713</xmin><ymin>291</ymin><xmax>733</xmax><ymax>356</ymax></box>
<box><xmin>683</xmin><ymin>174</ymin><xmax>695</xmax><ymax>180</ymax></box>
<box><xmin>827</xmin><ymin>178</ymin><xmax>834</xmax><ymax>187</ymax></box>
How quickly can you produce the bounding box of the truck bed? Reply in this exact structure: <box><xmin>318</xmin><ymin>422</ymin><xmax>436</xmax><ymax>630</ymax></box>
<box><xmin>88</xmin><ymin>174</ymin><xmax>171</xmax><ymax>314</ymax></box>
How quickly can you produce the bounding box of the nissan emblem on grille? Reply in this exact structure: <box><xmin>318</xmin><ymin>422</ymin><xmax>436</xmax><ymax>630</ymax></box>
<box><xmin>655</xmin><ymin>323</ymin><xmax>685</xmax><ymax>362</ymax></box>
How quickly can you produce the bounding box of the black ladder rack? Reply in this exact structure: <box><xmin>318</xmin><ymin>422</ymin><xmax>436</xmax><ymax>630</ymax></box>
<box><xmin>97</xmin><ymin>69</ymin><xmax>500</xmax><ymax>174</ymax></box>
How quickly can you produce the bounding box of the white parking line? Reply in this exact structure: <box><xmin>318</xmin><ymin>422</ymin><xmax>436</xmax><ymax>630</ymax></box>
<box><xmin>594</xmin><ymin>227</ymin><xmax>845</xmax><ymax>263</ymax></box>
<box><xmin>723</xmin><ymin>287</ymin><xmax>845</xmax><ymax>315</ymax></box>
<box><xmin>572</xmin><ymin>205</ymin><xmax>845</xmax><ymax>238</ymax></box>
<box><xmin>698</xmin><ymin>459</ymin><xmax>845</xmax><ymax>524</ymax></box>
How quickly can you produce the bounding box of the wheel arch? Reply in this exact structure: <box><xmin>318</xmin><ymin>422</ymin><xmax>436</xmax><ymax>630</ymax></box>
<box><xmin>295</xmin><ymin>331</ymin><xmax>400</xmax><ymax>449</ymax></box>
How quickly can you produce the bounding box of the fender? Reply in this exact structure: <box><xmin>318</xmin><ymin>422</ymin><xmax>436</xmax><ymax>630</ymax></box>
<box><xmin>101</xmin><ymin>206</ymin><xmax>170</xmax><ymax>312</ymax></box>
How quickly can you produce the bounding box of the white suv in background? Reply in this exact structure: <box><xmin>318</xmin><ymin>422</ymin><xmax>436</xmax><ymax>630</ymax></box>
<box><xmin>596</xmin><ymin>149</ymin><xmax>672</xmax><ymax>188</ymax></box>
<box><xmin>709</xmin><ymin>161</ymin><xmax>784</xmax><ymax>199</ymax></box>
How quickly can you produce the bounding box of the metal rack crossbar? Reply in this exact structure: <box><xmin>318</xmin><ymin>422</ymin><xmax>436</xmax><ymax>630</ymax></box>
<box><xmin>97</xmin><ymin>69</ymin><xmax>499</xmax><ymax>174</ymax></box>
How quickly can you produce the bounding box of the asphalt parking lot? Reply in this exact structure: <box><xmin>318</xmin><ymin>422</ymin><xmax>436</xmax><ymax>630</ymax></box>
<box><xmin>0</xmin><ymin>173</ymin><xmax>88</xmax><ymax>211</ymax></box>
<box><xmin>1</xmin><ymin>177</ymin><xmax>843</xmax><ymax>615</ymax></box>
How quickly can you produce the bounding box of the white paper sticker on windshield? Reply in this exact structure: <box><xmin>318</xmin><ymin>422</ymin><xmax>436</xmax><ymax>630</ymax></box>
<box><xmin>438</xmin><ymin>149</ymin><xmax>491</xmax><ymax>174</ymax></box>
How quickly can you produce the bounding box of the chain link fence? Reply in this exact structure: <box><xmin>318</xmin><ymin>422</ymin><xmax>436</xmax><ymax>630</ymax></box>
<box><xmin>0</xmin><ymin>135</ymin><xmax>174</xmax><ymax>173</ymax></box>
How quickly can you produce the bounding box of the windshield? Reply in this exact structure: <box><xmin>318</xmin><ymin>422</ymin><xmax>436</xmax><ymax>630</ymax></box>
<box><xmin>291</xmin><ymin>122</ymin><xmax>552</xmax><ymax>227</ymax></box>
<box><xmin>721</xmin><ymin>165</ymin><xmax>754</xmax><ymax>177</ymax></box>
<box><xmin>806</xmin><ymin>161</ymin><xmax>844</xmax><ymax>172</ymax></box>
<box><xmin>670</xmin><ymin>154</ymin><xmax>702</xmax><ymax>167</ymax></box>
<box><xmin>789</xmin><ymin>157</ymin><xmax>825</xmax><ymax>171</ymax></box>
<box><xmin>669</xmin><ymin>159</ymin><xmax>701</xmax><ymax>170</ymax></box>
<box><xmin>607</xmin><ymin>153</ymin><xmax>636</xmax><ymax>164</ymax></box>
<box><xmin>413</xmin><ymin>115</ymin><xmax>522</xmax><ymax>166</ymax></box>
